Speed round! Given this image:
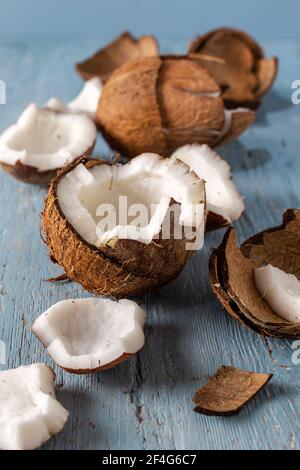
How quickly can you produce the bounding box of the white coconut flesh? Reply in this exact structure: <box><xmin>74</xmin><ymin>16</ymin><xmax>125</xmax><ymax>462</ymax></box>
<box><xmin>0</xmin><ymin>103</ymin><xmax>96</xmax><ymax>172</ymax></box>
<box><xmin>32</xmin><ymin>298</ymin><xmax>146</xmax><ymax>371</ymax></box>
<box><xmin>46</xmin><ymin>77</ymin><xmax>102</xmax><ymax>118</ymax></box>
<box><xmin>57</xmin><ymin>153</ymin><xmax>206</xmax><ymax>247</ymax></box>
<box><xmin>171</xmin><ymin>144</ymin><xmax>244</xmax><ymax>223</ymax></box>
<box><xmin>0</xmin><ymin>364</ymin><xmax>69</xmax><ymax>450</ymax></box>
<box><xmin>254</xmin><ymin>264</ymin><xmax>300</xmax><ymax>324</ymax></box>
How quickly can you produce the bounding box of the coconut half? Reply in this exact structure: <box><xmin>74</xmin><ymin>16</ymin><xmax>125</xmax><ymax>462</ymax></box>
<box><xmin>46</xmin><ymin>78</ymin><xmax>102</xmax><ymax>120</ymax></box>
<box><xmin>209</xmin><ymin>209</ymin><xmax>300</xmax><ymax>338</ymax></box>
<box><xmin>0</xmin><ymin>103</ymin><xmax>96</xmax><ymax>184</ymax></box>
<box><xmin>32</xmin><ymin>298</ymin><xmax>146</xmax><ymax>374</ymax></box>
<box><xmin>76</xmin><ymin>31</ymin><xmax>159</xmax><ymax>82</ymax></box>
<box><xmin>42</xmin><ymin>154</ymin><xmax>206</xmax><ymax>297</ymax></box>
<box><xmin>171</xmin><ymin>144</ymin><xmax>244</xmax><ymax>230</ymax></box>
<box><xmin>0</xmin><ymin>364</ymin><xmax>68</xmax><ymax>450</ymax></box>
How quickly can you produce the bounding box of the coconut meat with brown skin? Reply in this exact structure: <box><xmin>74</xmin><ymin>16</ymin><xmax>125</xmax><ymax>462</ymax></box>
<box><xmin>32</xmin><ymin>298</ymin><xmax>146</xmax><ymax>372</ymax></box>
<box><xmin>46</xmin><ymin>77</ymin><xmax>102</xmax><ymax>119</ymax></box>
<box><xmin>0</xmin><ymin>364</ymin><xmax>68</xmax><ymax>450</ymax></box>
<box><xmin>0</xmin><ymin>103</ymin><xmax>97</xmax><ymax>172</ymax></box>
<box><xmin>171</xmin><ymin>144</ymin><xmax>244</xmax><ymax>224</ymax></box>
<box><xmin>57</xmin><ymin>153</ymin><xmax>206</xmax><ymax>248</ymax></box>
<box><xmin>254</xmin><ymin>265</ymin><xmax>300</xmax><ymax>324</ymax></box>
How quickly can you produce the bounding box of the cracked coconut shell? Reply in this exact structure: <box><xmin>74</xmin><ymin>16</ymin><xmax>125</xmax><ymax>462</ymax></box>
<box><xmin>42</xmin><ymin>157</ymin><xmax>206</xmax><ymax>297</ymax></box>
<box><xmin>96</xmin><ymin>56</ymin><xmax>255</xmax><ymax>159</ymax></box>
<box><xmin>76</xmin><ymin>31</ymin><xmax>159</xmax><ymax>82</ymax></box>
<box><xmin>209</xmin><ymin>209</ymin><xmax>300</xmax><ymax>338</ymax></box>
<box><xmin>193</xmin><ymin>366</ymin><xmax>272</xmax><ymax>416</ymax></box>
<box><xmin>188</xmin><ymin>28</ymin><xmax>278</xmax><ymax>109</ymax></box>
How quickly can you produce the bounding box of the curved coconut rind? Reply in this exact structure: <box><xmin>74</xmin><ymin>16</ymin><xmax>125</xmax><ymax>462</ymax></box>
<box><xmin>188</xmin><ymin>27</ymin><xmax>278</xmax><ymax>109</ymax></box>
<box><xmin>206</xmin><ymin>211</ymin><xmax>232</xmax><ymax>232</ymax></box>
<box><xmin>0</xmin><ymin>142</ymin><xmax>95</xmax><ymax>185</ymax></box>
<box><xmin>257</xmin><ymin>57</ymin><xmax>279</xmax><ymax>98</ymax></box>
<box><xmin>76</xmin><ymin>32</ymin><xmax>159</xmax><ymax>82</ymax></box>
<box><xmin>193</xmin><ymin>366</ymin><xmax>272</xmax><ymax>416</ymax></box>
<box><xmin>209</xmin><ymin>209</ymin><xmax>300</xmax><ymax>338</ymax></box>
<box><xmin>42</xmin><ymin>159</ymin><xmax>186</xmax><ymax>297</ymax></box>
<box><xmin>0</xmin><ymin>160</ymin><xmax>54</xmax><ymax>185</ymax></box>
<box><xmin>61</xmin><ymin>353</ymin><xmax>133</xmax><ymax>375</ymax></box>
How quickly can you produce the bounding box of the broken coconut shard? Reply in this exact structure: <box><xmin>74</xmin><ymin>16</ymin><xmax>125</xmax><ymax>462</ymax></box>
<box><xmin>0</xmin><ymin>364</ymin><xmax>68</xmax><ymax>450</ymax></box>
<box><xmin>96</xmin><ymin>55</ymin><xmax>255</xmax><ymax>159</ymax></box>
<box><xmin>32</xmin><ymin>298</ymin><xmax>146</xmax><ymax>374</ymax></box>
<box><xmin>46</xmin><ymin>77</ymin><xmax>102</xmax><ymax>120</ymax></box>
<box><xmin>188</xmin><ymin>27</ymin><xmax>278</xmax><ymax>109</ymax></box>
<box><xmin>209</xmin><ymin>209</ymin><xmax>300</xmax><ymax>338</ymax></box>
<box><xmin>42</xmin><ymin>154</ymin><xmax>206</xmax><ymax>297</ymax></box>
<box><xmin>76</xmin><ymin>31</ymin><xmax>159</xmax><ymax>83</ymax></box>
<box><xmin>171</xmin><ymin>144</ymin><xmax>244</xmax><ymax>230</ymax></box>
<box><xmin>0</xmin><ymin>103</ymin><xmax>96</xmax><ymax>184</ymax></box>
<box><xmin>193</xmin><ymin>366</ymin><xmax>272</xmax><ymax>416</ymax></box>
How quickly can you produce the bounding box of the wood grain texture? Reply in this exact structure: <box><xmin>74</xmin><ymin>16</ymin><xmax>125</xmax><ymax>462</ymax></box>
<box><xmin>0</xmin><ymin>38</ymin><xmax>300</xmax><ymax>450</ymax></box>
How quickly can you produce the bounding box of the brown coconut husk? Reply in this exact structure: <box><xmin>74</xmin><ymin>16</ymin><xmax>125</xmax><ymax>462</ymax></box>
<box><xmin>209</xmin><ymin>209</ymin><xmax>300</xmax><ymax>338</ymax></box>
<box><xmin>42</xmin><ymin>158</ymin><xmax>202</xmax><ymax>297</ymax></box>
<box><xmin>193</xmin><ymin>366</ymin><xmax>272</xmax><ymax>416</ymax></box>
<box><xmin>96</xmin><ymin>55</ymin><xmax>255</xmax><ymax>159</ymax></box>
<box><xmin>0</xmin><ymin>142</ymin><xmax>95</xmax><ymax>185</ymax></box>
<box><xmin>76</xmin><ymin>31</ymin><xmax>159</xmax><ymax>82</ymax></box>
<box><xmin>188</xmin><ymin>28</ymin><xmax>278</xmax><ymax>109</ymax></box>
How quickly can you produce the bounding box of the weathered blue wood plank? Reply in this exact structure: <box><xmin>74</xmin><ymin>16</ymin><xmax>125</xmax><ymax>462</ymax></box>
<box><xmin>0</xmin><ymin>38</ymin><xmax>300</xmax><ymax>450</ymax></box>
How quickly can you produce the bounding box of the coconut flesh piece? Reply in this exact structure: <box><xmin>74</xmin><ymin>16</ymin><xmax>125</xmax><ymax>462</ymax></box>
<box><xmin>0</xmin><ymin>364</ymin><xmax>68</xmax><ymax>450</ymax></box>
<box><xmin>171</xmin><ymin>144</ymin><xmax>244</xmax><ymax>227</ymax></box>
<box><xmin>32</xmin><ymin>298</ymin><xmax>146</xmax><ymax>373</ymax></box>
<box><xmin>57</xmin><ymin>153</ymin><xmax>206</xmax><ymax>248</ymax></box>
<box><xmin>254</xmin><ymin>265</ymin><xmax>300</xmax><ymax>324</ymax></box>
<box><xmin>46</xmin><ymin>77</ymin><xmax>102</xmax><ymax>119</ymax></box>
<box><xmin>0</xmin><ymin>103</ymin><xmax>96</xmax><ymax>173</ymax></box>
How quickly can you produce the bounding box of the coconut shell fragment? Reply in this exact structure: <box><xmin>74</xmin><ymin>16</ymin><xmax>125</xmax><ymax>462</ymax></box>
<box><xmin>76</xmin><ymin>31</ymin><xmax>159</xmax><ymax>82</ymax></box>
<box><xmin>209</xmin><ymin>209</ymin><xmax>300</xmax><ymax>338</ymax></box>
<box><xmin>96</xmin><ymin>55</ymin><xmax>255</xmax><ymax>158</ymax></box>
<box><xmin>188</xmin><ymin>28</ymin><xmax>278</xmax><ymax>109</ymax></box>
<box><xmin>193</xmin><ymin>366</ymin><xmax>272</xmax><ymax>416</ymax></box>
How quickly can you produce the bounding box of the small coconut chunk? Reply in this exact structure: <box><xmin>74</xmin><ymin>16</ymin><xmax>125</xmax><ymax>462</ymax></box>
<box><xmin>0</xmin><ymin>364</ymin><xmax>68</xmax><ymax>450</ymax></box>
<box><xmin>0</xmin><ymin>103</ymin><xmax>96</xmax><ymax>173</ymax></box>
<box><xmin>46</xmin><ymin>78</ymin><xmax>102</xmax><ymax>119</ymax></box>
<box><xmin>193</xmin><ymin>366</ymin><xmax>272</xmax><ymax>416</ymax></box>
<box><xmin>254</xmin><ymin>265</ymin><xmax>300</xmax><ymax>324</ymax></box>
<box><xmin>57</xmin><ymin>153</ymin><xmax>206</xmax><ymax>247</ymax></box>
<box><xmin>171</xmin><ymin>144</ymin><xmax>244</xmax><ymax>227</ymax></box>
<box><xmin>32</xmin><ymin>298</ymin><xmax>146</xmax><ymax>373</ymax></box>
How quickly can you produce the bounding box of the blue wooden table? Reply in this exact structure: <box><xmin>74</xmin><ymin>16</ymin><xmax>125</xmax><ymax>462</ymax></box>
<box><xmin>0</xmin><ymin>37</ymin><xmax>300</xmax><ymax>450</ymax></box>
